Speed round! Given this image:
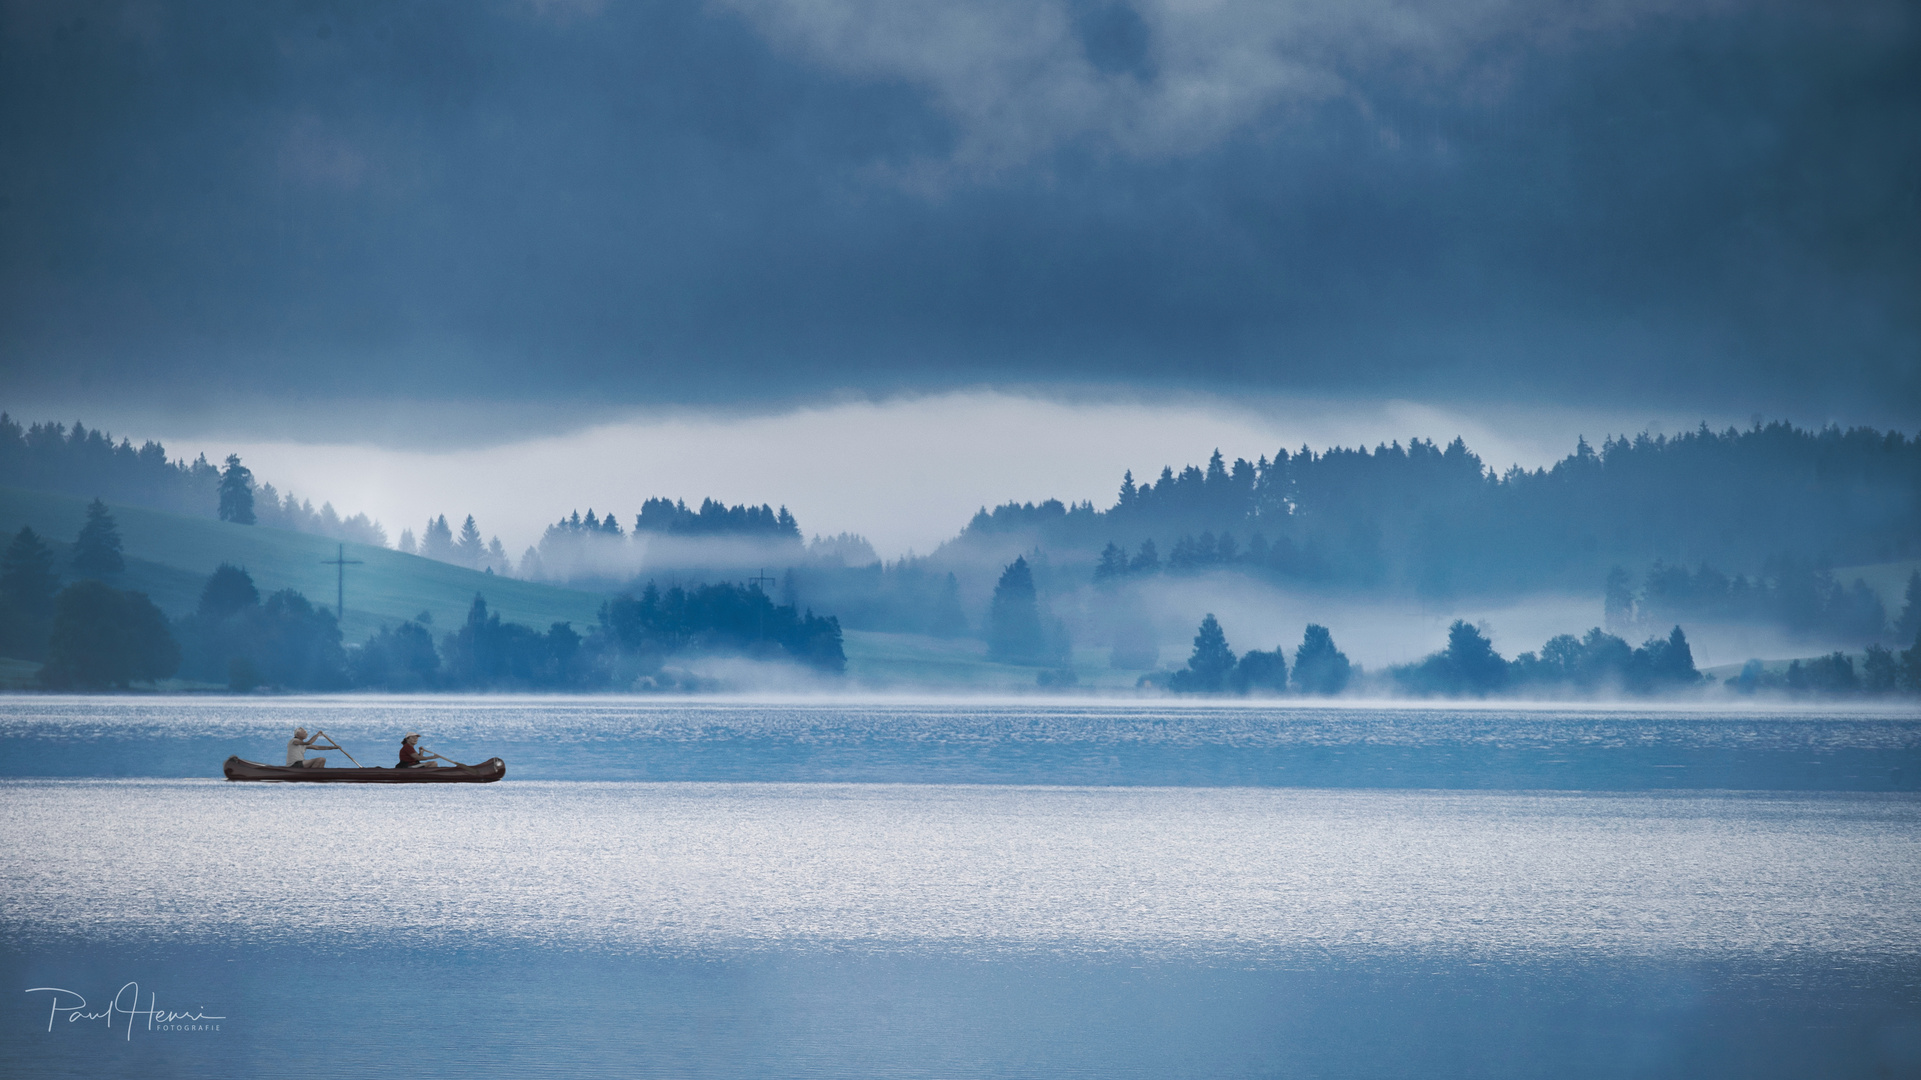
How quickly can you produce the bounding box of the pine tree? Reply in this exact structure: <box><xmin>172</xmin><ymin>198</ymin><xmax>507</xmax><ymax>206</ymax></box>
<box><xmin>929</xmin><ymin>572</ymin><xmax>967</xmax><ymax>638</ymax></box>
<box><xmin>1604</xmin><ymin>566</ymin><xmax>1634</xmax><ymax>632</ymax></box>
<box><xmin>1899</xmin><ymin>628</ymin><xmax>1921</xmax><ymax>694</ymax></box>
<box><xmin>1895</xmin><ymin>571</ymin><xmax>1921</xmax><ymax>645</ymax></box>
<box><xmin>397</xmin><ymin>528</ymin><xmax>416</xmax><ymax>555</ymax></box>
<box><xmin>72</xmin><ymin>499</ymin><xmax>124</xmax><ymax>577</ymax></box>
<box><xmin>1291</xmin><ymin>624</ymin><xmax>1352</xmax><ymax>695</ymax></box>
<box><xmin>1863</xmin><ymin>644</ymin><xmax>1898</xmax><ymax>694</ymax></box>
<box><xmin>1653</xmin><ymin>625</ymin><xmax>1699</xmax><ymax>683</ymax></box>
<box><xmin>987</xmin><ymin>557</ymin><xmax>1047</xmax><ymax>664</ymax></box>
<box><xmin>0</xmin><ymin>526</ymin><xmax>60</xmax><ymax>659</ymax></box>
<box><xmin>1169</xmin><ymin>613</ymin><xmax>1236</xmax><ymax>692</ymax></box>
<box><xmin>1129</xmin><ymin>539</ymin><xmax>1160</xmax><ymax>574</ymax></box>
<box><xmin>456</xmin><ymin>516</ymin><xmax>485</xmax><ymax>567</ymax></box>
<box><xmin>217</xmin><ymin>454</ymin><xmax>255</xmax><ymax>524</ymax></box>
<box><xmin>421</xmin><ymin>515</ymin><xmax>455</xmax><ymax>561</ymax></box>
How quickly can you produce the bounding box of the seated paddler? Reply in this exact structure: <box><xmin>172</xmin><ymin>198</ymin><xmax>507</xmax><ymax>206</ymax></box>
<box><xmin>285</xmin><ymin>727</ymin><xmax>326</xmax><ymax>769</ymax></box>
<box><xmin>397</xmin><ymin>732</ymin><xmax>437</xmax><ymax>768</ymax></box>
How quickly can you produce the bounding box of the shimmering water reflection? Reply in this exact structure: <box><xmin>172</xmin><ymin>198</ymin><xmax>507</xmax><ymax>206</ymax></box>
<box><xmin>5</xmin><ymin>780</ymin><xmax>1916</xmax><ymax>961</ymax></box>
<box><xmin>3</xmin><ymin>696</ymin><xmax>1918</xmax><ymax>788</ymax></box>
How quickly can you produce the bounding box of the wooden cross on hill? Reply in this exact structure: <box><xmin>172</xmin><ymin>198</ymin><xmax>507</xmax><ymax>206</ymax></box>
<box><xmin>321</xmin><ymin>543</ymin><xmax>364</xmax><ymax>624</ymax></box>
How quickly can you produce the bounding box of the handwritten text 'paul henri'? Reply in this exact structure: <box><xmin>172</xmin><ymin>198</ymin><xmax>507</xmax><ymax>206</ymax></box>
<box><xmin>25</xmin><ymin>983</ymin><xmax>225</xmax><ymax>1039</ymax></box>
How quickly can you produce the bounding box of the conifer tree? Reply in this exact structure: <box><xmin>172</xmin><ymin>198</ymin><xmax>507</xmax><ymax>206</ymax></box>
<box><xmin>1129</xmin><ymin>539</ymin><xmax>1160</xmax><ymax>574</ymax></box>
<box><xmin>421</xmin><ymin>515</ymin><xmax>455</xmax><ymax>561</ymax></box>
<box><xmin>72</xmin><ymin>499</ymin><xmax>124</xmax><ymax>577</ymax></box>
<box><xmin>1604</xmin><ymin>566</ymin><xmax>1634</xmax><ymax>632</ymax></box>
<box><xmin>987</xmin><ymin>557</ymin><xmax>1047</xmax><ymax>664</ymax></box>
<box><xmin>1863</xmin><ymin>644</ymin><xmax>1898</xmax><ymax>694</ymax></box>
<box><xmin>1169</xmin><ymin>613</ymin><xmax>1236</xmax><ymax>693</ymax></box>
<box><xmin>1895</xmin><ymin>571</ymin><xmax>1921</xmax><ymax>645</ymax></box>
<box><xmin>929</xmin><ymin>572</ymin><xmax>967</xmax><ymax>638</ymax></box>
<box><xmin>217</xmin><ymin>454</ymin><xmax>255</xmax><ymax>524</ymax></box>
<box><xmin>0</xmin><ymin>526</ymin><xmax>60</xmax><ymax>659</ymax></box>
<box><xmin>1291</xmin><ymin>624</ymin><xmax>1352</xmax><ymax>695</ymax></box>
<box><xmin>456</xmin><ymin>515</ymin><xmax>485</xmax><ymax>567</ymax></box>
<box><xmin>1900</xmin><ymin>628</ymin><xmax>1921</xmax><ymax>694</ymax></box>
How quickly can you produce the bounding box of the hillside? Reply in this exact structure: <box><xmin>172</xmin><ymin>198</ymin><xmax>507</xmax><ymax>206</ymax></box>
<box><xmin>0</xmin><ymin>487</ymin><xmax>604</xmax><ymax>645</ymax></box>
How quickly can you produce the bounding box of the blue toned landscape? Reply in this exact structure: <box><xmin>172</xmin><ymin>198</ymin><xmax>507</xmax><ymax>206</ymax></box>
<box><xmin>3</xmin><ymin>0</ymin><xmax>1915</xmax><ymax>1072</ymax></box>
<box><xmin>4</xmin><ymin>698</ymin><xmax>1920</xmax><ymax>1078</ymax></box>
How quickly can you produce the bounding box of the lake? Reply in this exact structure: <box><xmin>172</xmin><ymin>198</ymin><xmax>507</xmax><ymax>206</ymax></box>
<box><xmin>3</xmin><ymin>697</ymin><xmax>1919</xmax><ymax>1077</ymax></box>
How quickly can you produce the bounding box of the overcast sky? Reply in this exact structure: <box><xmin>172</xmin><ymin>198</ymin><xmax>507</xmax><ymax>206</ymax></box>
<box><xmin>2</xmin><ymin>0</ymin><xmax>1916</xmax><ymax>545</ymax></box>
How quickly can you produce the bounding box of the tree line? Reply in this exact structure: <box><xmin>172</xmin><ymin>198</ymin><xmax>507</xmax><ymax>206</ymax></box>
<box><xmin>1607</xmin><ymin>559</ymin><xmax>1914</xmax><ymax>645</ymax></box>
<box><xmin>0</xmin><ymin>503</ymin><xmax>843</xmax><ymax>690</ymax></box>
<box><xmin>0</xmin><ymin>501</ymin><xmax>177</xmax><ymax>687</ymax></box>
<box><xmin>0</xmin><ymin>415</ymin><xmax>387</xmax><ymax>546</ymax></box>
<box><xmin>398</xmin><ymin>513</ymin><xmax>513</xmax><ymax>575</ymax></box>
<box><xmin>1150</xmin><ymin>609</ymin><xmax>1921</xmax><ymax>698</ymax></box>
<box><xmin>960</xmin><ymin>423</ymin><xmax>1921</xmax><ymax>599</ymax></box>
<box><xmin>1151</xmin><ymin>614</ymin><xmax>1354</xmax><ymax>696</ymax></box>
<box><xmin>395</xmin><ymin>498</ymin><xmax>808</xmax><ymax>583</ymax></box>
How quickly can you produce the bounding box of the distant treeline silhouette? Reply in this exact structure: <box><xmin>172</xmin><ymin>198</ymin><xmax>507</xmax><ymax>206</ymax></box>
<box><xmin>403</xmin><ymin>498</ymin><xmax>810</xmax><ymax>581</ymax></box>
<box><xmin>1148</xmin><ymin>614</ymin><xmax>1352</xmax><ymax>696</ymax></box>
<box><xmin>0</xmin><ymin>500</ymin><xmax>843</xmax><ymax>690</ymax></box>
<box><xmin>1151</xmin><ymin>610</ymin><xmax>1921</xmax><ymax>699</ymax></box>
<box><xmin>0</xmin><ymin>415</ymin><xmax>388</xmax><ymax>546</ymax></box>
<box><xmin>1609</xmin><ymin>558</ymin><xmax>1907</xmax><ymax>644</ymax></box>
<box><xmin>961</xmin><ymin>423</ymin><xmax>1920</xmax><ymax>599</ymax></box>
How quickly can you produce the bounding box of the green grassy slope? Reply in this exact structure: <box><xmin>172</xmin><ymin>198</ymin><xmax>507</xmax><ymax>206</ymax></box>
<box><xmin>0</xmin><ymin>487</ymin><xmax>604</xmax><ymax>643</ymax></box>
<box><xmin>1</xmin><ymin>486</ymin><xmax>1160</xmax><ymax>692</ymax></box>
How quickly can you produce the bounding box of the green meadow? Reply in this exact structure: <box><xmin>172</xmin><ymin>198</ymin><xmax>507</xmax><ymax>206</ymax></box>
<box><xmin>0</xmin><ymin>486</ymin><xmax>1068</xmax><ymax>690</ymax></box>
<box><xmin>0</xmin><ymin>487</ymin><xmax>604</xmax><ymax>644</ymax></box>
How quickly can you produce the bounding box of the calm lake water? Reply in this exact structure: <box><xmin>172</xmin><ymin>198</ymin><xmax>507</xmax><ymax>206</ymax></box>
<box><xmin>4</xmin><ymin>697</ymin><xmax>1920</xmax><ymax>1078</ymax></box>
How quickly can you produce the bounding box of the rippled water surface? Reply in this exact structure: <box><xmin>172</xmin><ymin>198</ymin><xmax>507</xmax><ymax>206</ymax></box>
<box><xmin>3</xmin><ymin>697</ymin><xmax>1919</xmax><ymax>1078</ymax></box>
<box><xmin>4</xmin><ymin>695</ymin><xmax>1919</xmax><ymax>788</ymax></box>
<box><xmin>6</xmin><ymin>780</ymin><xmax>1919</xmax><ymax>960</ymax></box>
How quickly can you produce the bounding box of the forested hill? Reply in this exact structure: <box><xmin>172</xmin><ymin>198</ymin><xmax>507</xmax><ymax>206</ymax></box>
<box><xmin>948</xmin><ymin>423</ymin><xmax>1921</xmax><ymax>596</ymax></box>
<box><xmin>0</xmin><ymin>414</ymin><xmax>387</xmax><ymax>546</ymax></box>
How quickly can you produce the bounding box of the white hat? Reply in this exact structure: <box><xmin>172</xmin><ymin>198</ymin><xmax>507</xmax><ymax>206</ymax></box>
<box><xmin>404</xmin><ymin>732</ymin><xmax>420</xmax><ymax>740</ymax></box>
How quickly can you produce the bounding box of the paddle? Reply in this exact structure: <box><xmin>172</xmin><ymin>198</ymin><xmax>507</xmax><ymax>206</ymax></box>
<box><xmin>417</xmin><ymin>745</ymin><xmax>471</xmax><ymax>768</ymax></box>
<box><xmin>307</xmin><ymin>729</ymin><xmax>365</xmax><ymax>769</ymax></box>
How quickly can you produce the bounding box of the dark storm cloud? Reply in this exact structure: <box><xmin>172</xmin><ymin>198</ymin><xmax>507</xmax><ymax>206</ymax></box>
<box><xmin>1</xmin><ymin>0</ymin><xmax>1916</xmax><ymax>428</ymax></box>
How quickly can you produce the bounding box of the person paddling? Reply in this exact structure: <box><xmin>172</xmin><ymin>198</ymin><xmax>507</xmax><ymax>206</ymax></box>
<box><xmin>397</xmin><ymin>732</ymin><xmax>440</xmax><ymax>768</ymax></box>
<box><xmin>286</xmin><ymin>727</ymin><xmax>327</xmax><ymax>769</ymax></box>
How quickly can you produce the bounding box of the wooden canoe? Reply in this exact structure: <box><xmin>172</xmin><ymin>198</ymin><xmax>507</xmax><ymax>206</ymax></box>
<box><xmin>223</xmin><ymin>756</ymin><xmax>506</xmax><ymax>783</ymax></box>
